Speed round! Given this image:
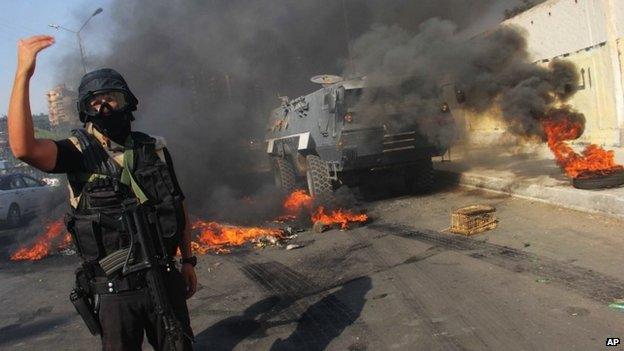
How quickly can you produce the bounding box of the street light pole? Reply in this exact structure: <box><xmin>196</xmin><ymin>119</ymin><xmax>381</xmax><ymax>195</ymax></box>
<box><xmin>76</xmin><ymin>31</ymin><xmax>87</xmax><ymax>73</ymax></box>
<box><xmin>49</xmin><ymin>7</ymin><xmax>103</xmax><ymax>74</ymax></box>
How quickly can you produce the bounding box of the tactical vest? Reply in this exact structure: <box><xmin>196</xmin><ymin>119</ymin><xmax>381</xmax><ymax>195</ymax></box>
<box><xmin>65</xmin><ymin>129</ymin><xmax>185</xmax><ymax>265</ymax></box>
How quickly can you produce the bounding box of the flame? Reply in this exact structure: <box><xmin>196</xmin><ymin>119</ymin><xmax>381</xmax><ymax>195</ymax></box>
<box><xmin>282</xmin><ymin>189</ymin><xmax>368</xmax><ymax>229</ymax></box>
<box><xmin>189</xmin><ymin>220</ymin><xmax>284</xmax><ymax>253</ymax></box>
<box><xmin>542</xmin><ymin>116</ymin><xmax>623</xmax><ymax>178</ymax></box>
<box><xmin>58</xmin><ymin>233</ymin><xmax>73</xmax><ymax>250</ymax></box>
<box><xmin>311</xmin><ymin>206</ymin><xmax>369</xmax><ymax>229</ymax></box>
<box><xmin>10</xmin><ymin>219</ymin><xmax>69</xmax><ymax>261</ymax></box>
<box><xmin>275</xmin><ymin>189</ymin><xmax>314</xmax><ymax>222</ymax></box>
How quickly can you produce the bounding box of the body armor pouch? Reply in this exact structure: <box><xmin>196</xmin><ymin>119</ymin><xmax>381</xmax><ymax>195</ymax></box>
<box><xmin>66</xmin><ymin>211</ymin><xmax>125</xmax><ymax>262</ymax></box>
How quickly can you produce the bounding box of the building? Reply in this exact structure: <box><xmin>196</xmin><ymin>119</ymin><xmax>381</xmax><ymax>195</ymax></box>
<box><xmin>462</xmin><ymin>0</ymin><xmax>624</xmax><ymax>147</ymax></box>
<box><xmin>46</xmin><ymin>84</ymin><xmax>79</xmax><ymax>127</ymax></box>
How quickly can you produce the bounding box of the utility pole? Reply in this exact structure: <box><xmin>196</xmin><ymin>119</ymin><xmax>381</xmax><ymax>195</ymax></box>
<box><xmin>49</xmin><ymin>7</ymin><xmax>103</xmax><ymax>74</ymax></box>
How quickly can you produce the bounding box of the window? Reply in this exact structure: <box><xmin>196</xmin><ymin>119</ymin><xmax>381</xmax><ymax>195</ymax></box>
<box><xmin>10</xmin><ymin>176</ymin><xmax>26</xmax><ymax>189</ymax></box>
<box><xmin>344</xmin><ymin>88</ymin><xmax>363</xmax><ymax>108</ymax></box>
<box><xmin>22</xmin><ymin>176</ymin><xmax>41</xmax><ymax>187</ymax></box>
<box><xmin>0</xmin><ymin>177</ymin><xmax>10</xmax><ymax>191</ymax></box>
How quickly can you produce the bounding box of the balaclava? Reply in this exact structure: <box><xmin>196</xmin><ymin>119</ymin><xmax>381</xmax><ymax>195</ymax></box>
<box><xmin>77</xmin><ymin>68</ymin><xmax>139</xmax><ymax>144</ymax></box>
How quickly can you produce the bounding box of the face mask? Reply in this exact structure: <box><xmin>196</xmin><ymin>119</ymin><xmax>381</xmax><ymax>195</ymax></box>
<box><xmin>90</xmin><ymin>102</ymin><xmax>132</xmax><ymax>144</ymax></box>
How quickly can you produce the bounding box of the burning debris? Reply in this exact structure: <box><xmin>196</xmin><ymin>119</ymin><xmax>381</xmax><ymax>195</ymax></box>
<box><xmin>10</xmin><ymin>219</ymin><xmax>72</xmax><ymax>261</ymax></box>
<box><xmin>541</xmin><ymin>109</ymin><xmax>624</xmax><ymax>189</ymax></box>
<box><xmin>10</xmin><ymin>190</ymin><xmax>368</xmax><ymax>260</ymax></box>
<box><xmin>312</xmin><ymin>207</ymin><xmax>369</xmax><ymax>232</ymax></box>
<box><xmin>276</xmin><ymin>189</ymin><xmax>314</xmax><ymax>222</ymax></box>
<box><xmin>186</xmin><ymin>189</ymin><xmax>368</xmax><ymax>254</ymax></box>
<box><xmin>189</xmin><ymin>220</ymin><xmax>285</xmax><ymax>254</ymax></box>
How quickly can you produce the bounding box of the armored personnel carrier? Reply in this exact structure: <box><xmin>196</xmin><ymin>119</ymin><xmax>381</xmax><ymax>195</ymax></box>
<box><xmin>265</xmin><ymin>75</ymin><xmax>463</xmax><ymax>198</ymax></box>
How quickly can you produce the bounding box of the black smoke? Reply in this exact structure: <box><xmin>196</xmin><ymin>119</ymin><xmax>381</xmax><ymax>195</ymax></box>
<box><xmin>347</xmin><ymin>19</ymin><xmax>581</xmax><ymax>145</ymax></box>
<box><xmin>57</xmin><ymin>0</ymin><xmax>542</xmax><ymax>223</ymax></box>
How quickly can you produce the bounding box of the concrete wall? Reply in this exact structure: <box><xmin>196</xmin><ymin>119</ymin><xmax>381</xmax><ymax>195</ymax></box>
<box><xmin>463</xmin><ymin>0</ymin><xmax>624</xmax><ymax>147</ymax></box>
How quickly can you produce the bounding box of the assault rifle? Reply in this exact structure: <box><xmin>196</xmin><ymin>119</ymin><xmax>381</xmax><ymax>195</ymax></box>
<box><xmin>117</xmin><ymin>198</ymin><xmax>188</xmax><ymax>350</ymax></box>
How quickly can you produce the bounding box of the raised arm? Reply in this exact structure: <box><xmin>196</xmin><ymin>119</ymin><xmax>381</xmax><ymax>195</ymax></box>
<box><xmin>8</xmin><ymin>35</ymin><xmax>58</xmax><ymax>172</ymax></box>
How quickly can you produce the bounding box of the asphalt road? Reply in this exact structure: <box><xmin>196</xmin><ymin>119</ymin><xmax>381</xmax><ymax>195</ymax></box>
<box><xmin>1</xmin><ymin>184</ymin><xmax>623</xmax><ymax>350</ymax></box>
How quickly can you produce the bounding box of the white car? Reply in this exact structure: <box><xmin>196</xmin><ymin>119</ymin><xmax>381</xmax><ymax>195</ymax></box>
<box><xmin>0</xmin><ymin>173</ymin><xmax>51</xmax><ymax>227</ymax></box>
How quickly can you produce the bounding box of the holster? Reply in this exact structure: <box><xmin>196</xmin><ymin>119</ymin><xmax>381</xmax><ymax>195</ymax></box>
<box><xmin>70</xmin><ymin>288</ymin><xmax>101</xmax><ymax>335</ymax></box>
<box><xmin>70</xmin><ymin>264</ymin><xmax>102</xmax><ymax>336</ymax></box>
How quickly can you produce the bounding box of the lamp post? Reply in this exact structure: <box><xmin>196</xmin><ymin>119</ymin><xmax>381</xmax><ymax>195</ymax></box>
<box><xmin>49</xmin><ymin>7</ymin><xmax>103</xmax><ymax>74</ymax></box>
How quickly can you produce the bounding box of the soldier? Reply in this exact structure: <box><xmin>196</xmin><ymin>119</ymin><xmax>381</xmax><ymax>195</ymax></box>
<box><xmin>8</xmin><ymin>35</ymin><xmax>196</xmax><ymax>350</ymax></box>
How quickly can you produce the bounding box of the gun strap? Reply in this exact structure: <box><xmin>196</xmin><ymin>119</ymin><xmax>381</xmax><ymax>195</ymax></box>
<box><xmin>120</xmin><ymin>135</ymin><xmax>150</xmax><ymax>204</ymax></box>
<box><xmin>72</xmin><ymin>129</ymin><xmax>121</xmax><ymax>178</ymax></box>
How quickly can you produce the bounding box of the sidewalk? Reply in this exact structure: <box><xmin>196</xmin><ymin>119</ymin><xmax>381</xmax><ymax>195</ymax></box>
<box><xmin>434</xmin><ymin>144</ymin><xmax>624</xmax><ymax>219</ymax></box>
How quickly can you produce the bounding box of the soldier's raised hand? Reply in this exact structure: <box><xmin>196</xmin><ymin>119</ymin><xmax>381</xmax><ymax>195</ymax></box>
<box><xmin>16</xmin><ymin>35</ymin><xmax>55</xmax><ymax>78</ymax></box>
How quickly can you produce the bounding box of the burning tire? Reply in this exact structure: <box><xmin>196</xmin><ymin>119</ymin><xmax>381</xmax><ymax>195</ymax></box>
<box><xmin>306</xmin><ymin>154</ymin><xmax>333</xmax><ymax>200</ymax></box>
<box><xmin>405</xmin><ymin>159</ymin><xmax>434</xmax><ymax>194</ymax></box>
<box><xmin>271</xmin><ymin>157</ymin><xmax>296</xmax><ymax>192</ymax></box>
<box><xmin>572</xmin><ymin>170</ymin><xmax>624</xmax><ymax>190</ymax></box>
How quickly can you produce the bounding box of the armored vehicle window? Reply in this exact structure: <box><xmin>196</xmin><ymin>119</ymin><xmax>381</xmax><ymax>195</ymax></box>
<box><xmin>345</xmin><ymin>88</ymin><xmax>363</xmax><ymax>107</ymax></box>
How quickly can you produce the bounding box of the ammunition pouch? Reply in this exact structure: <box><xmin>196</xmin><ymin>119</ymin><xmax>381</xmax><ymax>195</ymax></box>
<box><xmin>65</xmin><ymin>210</ymin><xmax>127</xmax><ymax>262</ymax></box>
<box><xmin>132</xmin><ymin>138</ymin><xmax>185</xmax><ymax>241</ymax></box>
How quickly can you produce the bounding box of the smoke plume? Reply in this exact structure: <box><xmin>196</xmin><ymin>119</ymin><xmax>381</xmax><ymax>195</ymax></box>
<box><xmin>347</xmin><ymin>19</ymin><xmax>581</xmax><ymax>145</ymax></box>
<box><xmin>57</xmin><ymin>0</ymin><xmax>546</xmax><ymax>222</ymax></box>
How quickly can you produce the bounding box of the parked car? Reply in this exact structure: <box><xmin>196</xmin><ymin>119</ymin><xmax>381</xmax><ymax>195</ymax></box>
<box><xmin>0</xmin><ymin>160</ymin><xmax>13</xmax><ymax>175</ymax></box>
<box><xmin>0</xmin><ymin>173</ymin><xmax>52</xmax><ymax>227</ymax></box>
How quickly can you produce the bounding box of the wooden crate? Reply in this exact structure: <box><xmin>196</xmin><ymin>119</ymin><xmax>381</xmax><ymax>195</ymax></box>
<box><xmin>450</xmin><ymin>205</ymin><xmax>497</xmax><ymax>236</ymax></box>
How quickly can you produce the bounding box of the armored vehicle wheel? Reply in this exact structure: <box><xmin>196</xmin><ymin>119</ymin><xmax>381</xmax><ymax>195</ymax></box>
<box><xmin>271</xmin><ymin>157</ymin><xmax>296</xmax><ymax>193</ymax></box>
<box><xmin>405</xmin><ymin>159</ymin><xmax>434</xmax><ymax>194</ymax></box>
<box><xmin>306</xmin><ymin>155</ymin><xmax>333</xmax><ymax>200</ymax></box>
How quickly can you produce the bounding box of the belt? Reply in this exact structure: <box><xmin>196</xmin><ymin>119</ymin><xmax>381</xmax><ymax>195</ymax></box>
<box><xmin>90</xmin><ymin>273</ymin><xmax>146</xmax><ymax>294</ymax></box>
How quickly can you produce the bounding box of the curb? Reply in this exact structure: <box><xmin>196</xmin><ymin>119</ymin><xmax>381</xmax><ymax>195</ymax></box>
<box><xmin>435</xmin><ymin>169</ymin><xmax>624</xmax><ymax>219</ymax></box>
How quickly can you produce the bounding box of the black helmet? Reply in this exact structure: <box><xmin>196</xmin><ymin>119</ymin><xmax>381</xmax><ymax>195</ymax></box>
<box><xmin>77</xmin><ymin>68</ymin><xmax>138</xmax><ymax>122</ymax></box>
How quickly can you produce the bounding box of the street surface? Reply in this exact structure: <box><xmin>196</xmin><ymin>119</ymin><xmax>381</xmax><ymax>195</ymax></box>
<box><xmin>1</xmin><ymin>182</ymin><xmax>623</xmax><ymax>350</ymax></box>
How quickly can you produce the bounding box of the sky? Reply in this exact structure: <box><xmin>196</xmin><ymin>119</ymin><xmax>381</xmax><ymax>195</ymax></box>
<box><xmin>0</xmin><ymin>0</ymin><xmax>114</xmax><ymax>115</ymax></box>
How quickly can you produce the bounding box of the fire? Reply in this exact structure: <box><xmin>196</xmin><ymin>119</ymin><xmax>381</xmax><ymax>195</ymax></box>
<box><xmin>278</xmin><ymin>189</ymin><xmax>314</xmax><ymax>221</ymax></box>
<box><xmin>10</xmin><ymin>218</ymin><xmax>69</xmax><ymax>261</ymax></box>
<box><xmin>312</xmin><ymin>206</ymin><xmax>369</xmax><ymax>229</ymax></box>
<box><xmin>58</xmin><ymin>233</ymin><xmax>73</xmax><ymax>250</ymax></box>
<box><xmin>190</xmin><ymin>220</ymin><xmax>283</xmax><ymax>253</ymax></box>
<box><xmin>542</xmin><ymin>116</ymin><xmax>623</xmax><ymax>178</ymax></box>
<box><xmin>183</xmin><ymin>190</ymin><xmax>367</xmax><ymax>255</ymax></box>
